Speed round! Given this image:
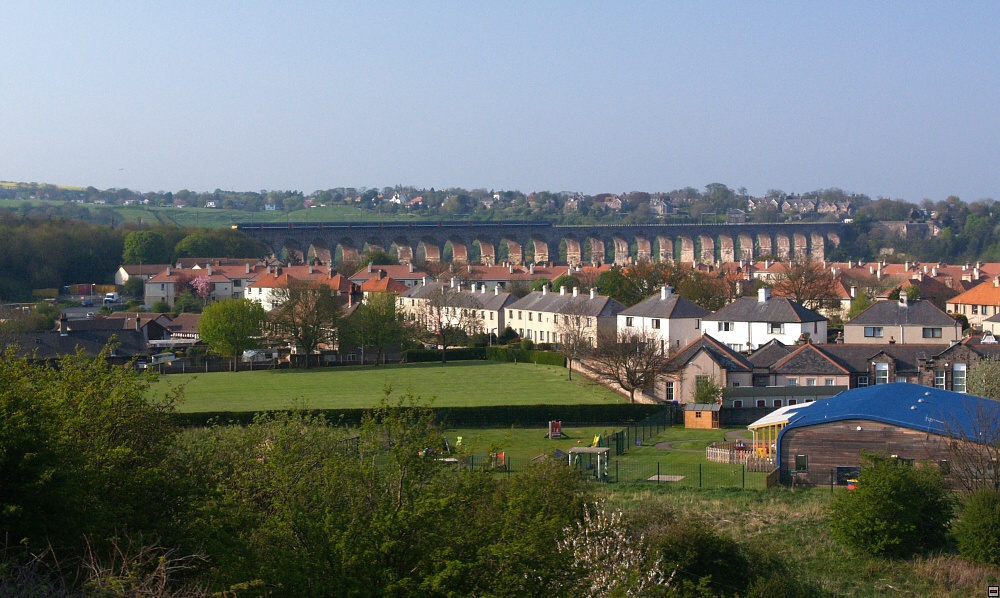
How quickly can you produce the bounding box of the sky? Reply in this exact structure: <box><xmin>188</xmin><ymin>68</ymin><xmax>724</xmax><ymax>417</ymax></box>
<box><xmin>1</xmin><ymin>2</ymin><xmax>998</xmax><ymax>202</ymax></box>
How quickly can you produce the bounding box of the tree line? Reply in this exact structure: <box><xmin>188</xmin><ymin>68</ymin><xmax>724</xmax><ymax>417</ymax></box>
<box><xmin>1</xmin><ymin>345</ymin><xmax>836</xmax><ymax>596</ymax></box>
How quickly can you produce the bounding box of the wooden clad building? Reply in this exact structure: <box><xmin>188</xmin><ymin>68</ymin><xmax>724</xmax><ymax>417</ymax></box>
<box><xmin>775</xmin><ymin>383</ymin><xmax>1000</xmax><ymax>486</ymax></box>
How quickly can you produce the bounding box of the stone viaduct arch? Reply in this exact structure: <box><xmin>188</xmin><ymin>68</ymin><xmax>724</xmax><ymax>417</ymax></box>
<box><xmin>236</xmin><ymin>221</ymin><xmax>844</xmax><ymax>268</ymax></box>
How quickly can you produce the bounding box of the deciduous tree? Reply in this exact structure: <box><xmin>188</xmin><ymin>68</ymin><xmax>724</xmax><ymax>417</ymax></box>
<box><xmin>588</xmin><ymin>329</ymin><xmax>669</xmax><ymax>403</ymax></box>
<box><xmin>269</xmin><ymin>280</ymin><xmax>344</xmax><ymax>368</ymax></box>
<box><xmin>198</xmin><ymin>298</ymin><xmax>266</xmax><ymax>370</ymax></box>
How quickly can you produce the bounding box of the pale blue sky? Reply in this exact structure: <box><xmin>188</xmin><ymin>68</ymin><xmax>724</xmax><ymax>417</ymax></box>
<box><xmin>1</xmin><ymin>2</ymin><xmax>997</xmax><ymax>202</ymax></box>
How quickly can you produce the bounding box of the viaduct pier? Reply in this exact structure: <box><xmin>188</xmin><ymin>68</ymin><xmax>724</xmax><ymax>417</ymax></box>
<box><xmin>235</xmin><ymin>221</ymin><xmax>844</xmax><ymax>266</ymax></box>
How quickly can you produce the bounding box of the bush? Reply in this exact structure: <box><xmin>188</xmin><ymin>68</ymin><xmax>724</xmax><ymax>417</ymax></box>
<box><xmin>829</xmin><ymin>454</ymin><xmax>952</xmax><ymax>557</ymax></box>
<box><xmin>953</xmin><ymin>489</ymin><xmax>1000</xmax><ymax>565</ymax></box>
<box><xmin>520</xmin><ymin>338</ymin><xmax>534</xmax><ymax>351</ymax></box>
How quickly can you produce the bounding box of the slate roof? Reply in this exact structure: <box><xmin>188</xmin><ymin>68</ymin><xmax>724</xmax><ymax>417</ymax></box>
<box><xmin>770</xmin><ymin>343</ymin><xmax>851</xmax><ymax>375</ymax></box>
<box><xmin>666</xmin><ymin>335</ymin><xmax>753</xmax><ymax>373</ymax></box>
<box><xmin>619</xmin><ymin>291</ymin><xmax>710</xmax><ymax>320</ymax></box>
<box><xmin>821</xmin><ymin>343</ymin><xmax>943</xmax><ymax>374</ymax></box>
<box><xmin>2</xmin><ymin>330</ymin><xmax>148</xmax><ymax>360</ymax></box>
<box><xmin>748</xmin><ymin>339</ymin><xmax>792</xmax><ymax>367</ymax></box>
<box><xmin>777</xmin><ymin>384</ymin><xmax>1000</xmax><ymax>461</ymax></box>
<box><xmin>399</xmin><ymin>283</ymin><xmax>516</xmax><ymax>311</ymax></box>
<box><xmin>705</xmin><ymin>296</ymin><xmax>825</xmax><ymax>323</ymax></box>
<box><xmin>508</xmin><ymin>291</ymin><xmax>625</xmax><ymax>318</ymax></box>
<box><xmin>847</xmin><ymin>299</ymin><xmax>957</xmax><ymax>327</ymax></box>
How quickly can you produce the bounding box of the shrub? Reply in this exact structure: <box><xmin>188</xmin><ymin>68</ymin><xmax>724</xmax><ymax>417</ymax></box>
<box><xmin>829</xmin><ymin>454</ymin><xmax>952</xmax><ymax>557</ymax></box>
<box><xmin>953</xmin><ymin>489</ymin><xmax>1000</xmax><ymax>565</ymax></box>
<box><xmin>520</xmin><ymin>338</ymin><xmax>534</xmax><ymax>351</ymax></box>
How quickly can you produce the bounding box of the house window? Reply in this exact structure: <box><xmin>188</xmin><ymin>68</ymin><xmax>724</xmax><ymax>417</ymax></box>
<box><xmin>665</xmin><ymin>382</ymin><xmax>675</xmax><ymax>402</ymax></box>
<box><xmin>787</xmin><ymin>378</ymin><xmax>799</xmax><ymax>387</ymax></box>
<box><xmin>825</xmin><ymin>378</ymin><xmax>835</xmax><ymax>386</ymax></box>
<box><xmin>934</xmin><ymin>370</ymin><xmax>946</xmax><ymax>389</ymax></box>
<box><xmin>518</xmin><ymin>311</ymin><xmax>523</xmax><ymax>320</ymax></box>
<box><xmin>857</xmin><ymin>376</ymin><xmax>869</xmax><ymax>387</ymax></box>
<box><xmin>718</xmin><ymin>322</ymin><xmax>735</xmax><ymax>332</ymax></box>
<box><xmin>756</xmin><ymin>400</ymin><xmax>766</xmax><ymax>407</ymax></box>
<box><xmin>768</xmin><ymin>322</ymin><xmax>784</xmax><ymax>334</ymax></box>
<box><xmin>528</xmin><ymin>312</ymin><xmax>533</xmax><ymax>321</ymax></box>
<box><xmin>587</xmin><ymin>318</ymin><xmax>592</xmax><ymax>327</ymax></box>
<box><xmin>972</xmin><ymin>305</ymin><xmax>979</xmax><ymax>315</ymax></box>
<box><xmin>795</xmin><ymin>454</ymin><xmax>809</xmax><ymax>472</ymax></box>
<box><xmin>922</xmin><ymin>327</ymin><xmax>943</xmax><ymax>338</ymax></box>
<box><xmin>625</xmin><ymin>317</ymin><xmax>633</xmax><ymax>327</ymax></box>
<box><xmin>875</xmin><ymin>362</ymin><xmax>889</xmax><ymax>385</ymax></box>
<box><xmin>733</xmin><ymin>400</ymin><xmax>743</xmax><ymax>408</ymax></box>
<box><xmin>864</xmin><ymin>326</ymin><xmax>884</xmax><ymax>338</ymax></box>
<box><xmin>806</xmin><ymin>378</ymin><xmax>816</xmax><ymax>386</ymax></box>
<box><xmin>508</xmin><ymin>310</ymin><xmax>513</xmax><ymax>319</ymax></box>
<box><xmin>953</xmin><ymin>363</ymin><xmax>967</xmax><ymax>393</ymax></box>
<box><xmin>695</xmin><ymin>319</ymin><xmax>701</xmax><ymax>330</ymax></box>
<box><xmin>773</xmin><ymin>399</ymin><xmax>782</xmax><ymax>407</ymax></box>
<box><xmin>732</xmin><ymin>382</ymin><xmax>740</xmax><ymax>387</ymax></box>
<box><xmin>695</xmin><ymin>411</ymin><xmax>702</xmax><ymax>419</ymax></box>
<box><xmin>788</xmin><ymin>399</ymin><xmax>797</xmax><ymax>405</ymax></box>
<box><xmin>651</xmin><ymin>319</ymin><xmax>660</xmax><ymax>329</ymax></box>
<box><xmin>895</xmin><ymin>376</ymin><xmax>907</xmax><ymax>383</ymax></box>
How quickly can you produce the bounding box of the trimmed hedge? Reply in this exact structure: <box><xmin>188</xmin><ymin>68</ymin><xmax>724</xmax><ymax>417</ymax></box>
<box><xmin>174</xmin><ymin>403</ymin><xmax>668</xmax><ymax>429</ymax></box>
<box><xmin>401</xmin><ymin>347</ymin><xmax>566</xmax><ymax>367</ymax></box>
<box><xmin>403</xmin><ymin>348</ymin><xmax>487</xmax><ymax>362</ymax></box>
<box><xmin>485</xmin><ymin>347</ymin><xmax>566</xmax><ymax>367</ymax></box>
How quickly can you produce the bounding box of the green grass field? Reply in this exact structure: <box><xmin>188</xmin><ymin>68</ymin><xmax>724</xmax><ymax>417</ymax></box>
<box><xmin>0</xmin><ymin>198</ymin><xmax>419</xmax><ymax>228</ymax></box>
<box><xmin>158</xmin><ymin>361</ymin><xmax>625</xmax><ymax>412</ymax></box>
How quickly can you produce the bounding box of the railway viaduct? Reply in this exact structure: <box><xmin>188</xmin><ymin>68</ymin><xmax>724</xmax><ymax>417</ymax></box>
<box><xmin>235</xmin><ymin>221</ymin><xmax>844</xmax><ymax>266</ymax></box>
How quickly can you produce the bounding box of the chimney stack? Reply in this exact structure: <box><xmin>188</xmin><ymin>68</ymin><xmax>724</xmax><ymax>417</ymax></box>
<box><xmin>529</xmin><ymin>263</ymin><xmax>535</xmax><ymax>274</ymax></box>
<box><xmin>450</xmin><ymin>277</ymin><xmax>457</xmax><ymax>288</ymax></box>
<box><xmin>661</xmin><ymin>286</ymin><xmax>671</xmax><ymax>300</ymax></box>
<box><xmin>59</xmin><ymin>314</ymin><xmax>68</xmax><ymax>336</ymax></box>
<box><xmin>758</xmin><ymin>288</ymin><xmax>770</xmax><ymax>302</ymax></box>
<box><xmin>850</xmin><ymin>285</ymin><xmax>857</xmax><ymax>298</ymax></box>
<box><xmin>166</xmin><ymin>266</ymin><xmax>171</xmax><ymax>276</ymax></box>
<box><xmin>573</xmin><ymin>287</ymin><xmax>579</xmax><ymax>297</ymax></box>
<box><xmin>542</xmin><ymin>286</ymin><xmax>548</xmax><ymax>295</ymax></box>
<box><xmin>246</xmin><ymin>263</ymin><xmax>251</xmax><ymax>274</ymax></box>
<box><xmin>207</xmin><ymin>265</ymin><xmax>213</xmax><ymax>276</ymax></box>
<box><xmin>899</xmin><ymin>294</ymin><xmax>908</xmax><ymax>306</ymax></box>
<box><xmin>368</xmin><ymin>262</ymin><xmax>373</xmax><ymax>273</ymax></box>
<box><xmin>409</xmin><ymin>262</ymin><xmax>414</xmax><ymax>273</ymax></box>
<box><xmin>560</xmin><ymin>286</ymin><xmax>566</xmax><ymax>295</ymax></box>
<box><xmin>590</xmin><ymin>288</ymin><xmax>596</xmax><ymax>299</ymax></box>
<box><xmin>494</xmin><ymin>285</ymin><xmax>500</xmax><ymax>295</ymax></box>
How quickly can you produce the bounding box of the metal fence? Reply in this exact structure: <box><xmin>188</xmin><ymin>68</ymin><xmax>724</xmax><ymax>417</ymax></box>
<box><xmin>610</xmin><ymin>461</ymin><xmax>771</xmax><ymax>489</ymax></box>
<box><xmin>603</xmin><ymin>408</ymin><xmax>675</xmax><ymax>458</ymax></box>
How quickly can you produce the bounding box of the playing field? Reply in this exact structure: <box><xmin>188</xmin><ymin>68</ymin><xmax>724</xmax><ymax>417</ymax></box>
<box><xmin>157</xmin><ymin>361</ymin><xmax>625</xmax><ymax>412</ymax></box>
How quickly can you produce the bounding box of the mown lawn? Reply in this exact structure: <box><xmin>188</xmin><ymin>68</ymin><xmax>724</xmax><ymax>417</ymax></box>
<box><xmin>157</xmin><ymin>361</ymin><xmax>625</xmax><ymax>412</ymax></box>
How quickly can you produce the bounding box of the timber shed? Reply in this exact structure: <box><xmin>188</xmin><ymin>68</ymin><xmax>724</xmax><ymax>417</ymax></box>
<box><xmin>776</xmin><ymin>383</ymin><xmax>1000</xmax><ymax>485</ymax></box>
<box><xmin>684</xmin><ymin>403</ymin><xmax>721</xmax><ymax>429</ymax></box>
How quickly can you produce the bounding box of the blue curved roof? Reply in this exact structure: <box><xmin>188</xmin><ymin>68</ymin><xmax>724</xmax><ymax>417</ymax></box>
<box><xmin>776</xmin><ymin>383</ymin><xmax>1000</xmax><ymax>466</ymax></box>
